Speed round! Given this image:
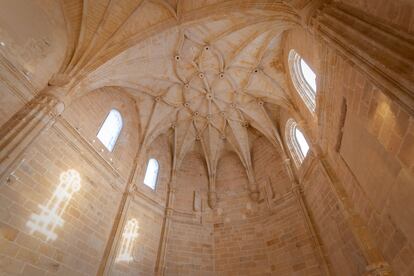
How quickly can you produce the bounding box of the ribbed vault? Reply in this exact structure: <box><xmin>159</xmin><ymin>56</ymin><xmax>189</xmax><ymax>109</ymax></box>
<box><xmin>55</xmin><ymin>0</ymin><xmax>303</xmax><ymax>208</ymax></box>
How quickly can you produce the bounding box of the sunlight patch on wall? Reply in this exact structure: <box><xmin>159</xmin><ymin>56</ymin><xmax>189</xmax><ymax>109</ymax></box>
<box><xmin>116</xmin><ymin>218</ymin><xmax>139</xmax><ymax>263</ymax></box>
<box><xmin>26</xmin><ymin>169</ymin><xmax>81</xmax><ymax>241</ymax></box>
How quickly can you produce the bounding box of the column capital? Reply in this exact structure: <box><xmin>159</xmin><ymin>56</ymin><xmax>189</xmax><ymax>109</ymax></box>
<box><xmin>165</xmin><ymin>207</ymin><xmax>174</xmax><ymax>217</ymax></box>
<box><xmin>290</xmin><ymin>0</ymin><xmax>327</xmax><ymax>30</ymax></box>
<box><xmin>39</xmin><ymin>84</ymin><xmax>74</xmax><ymax>109</ymax></box>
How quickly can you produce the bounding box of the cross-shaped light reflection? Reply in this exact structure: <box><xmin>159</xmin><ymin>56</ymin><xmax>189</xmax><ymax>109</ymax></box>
<box><xmin>116</xmin><ymin>218</ymin><xmax>139</xmax><ymax>262</ymax></box>
<box><xmin>26</xmin><ymin>169</ymin><xmax>81</xmax><ymax>241</ymax></box>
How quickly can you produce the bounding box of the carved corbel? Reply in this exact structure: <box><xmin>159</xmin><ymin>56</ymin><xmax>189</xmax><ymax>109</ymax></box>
<box><xmin>207</xmin><ymin>172</ymin><xmax>218</xmax><ymax>209</ymax></box>
<box><xmin>247</xmin><ymin>173</ymin><xmax>260</xmax><ymax>202</ymax></box>
<box><xmin>208</xmin><ymin>191</ymin><xmax>218</xmax><ymax>209</ymax></box>
<box><xmin>249</xmin><ymin>188</ymin><xmax>260</xmax><ymax>202</ymax></box>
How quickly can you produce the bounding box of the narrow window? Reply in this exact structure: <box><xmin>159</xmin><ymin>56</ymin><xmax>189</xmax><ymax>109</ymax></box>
<box><xmin>285</xmin><ymin>119</ymin><xmax>310</xmax><ymax>167</ymax></box>
<box><xmin>288</xmin><ymin>50</ymin><xmax>317</xmax><ymax>112</ymax></box>
<box><xmin>300</xmin><ymin>58</ymin><xmax>317</xmax><ymax>92</ymax></box>
<box><xmin>295</xmin><ymin>127</ymin><xmax>309</xmax><ymax>158</ymax></box>
<box><xmin>97</xmin><ymin>109</ymin><xmax>123</xmax><ymax>152</ymax></box>
<box><xmin>335</xmin><ymin>98</ymin><xmax>348</xmax><ymax>152</ymax></box>
<box><xmin>143</xmin><ymin>158</ymin><xmax>159</xmax><ymax>190</ymax></box>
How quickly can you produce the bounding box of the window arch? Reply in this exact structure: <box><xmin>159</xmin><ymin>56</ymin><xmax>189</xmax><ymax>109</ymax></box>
<box><xmin>285</xmin><ymin>119</ymin><xmax>310</xmax><ymax>167</ymax></box>
<box><xmin>288</xmin><ymin>49</ymin><xmax>317</xmax><ymax>112</ymax></box>
<box><xmin>143</xmin><ymin>158</ymin><xmax>159</xmax><ymax>190</ymax></box>
<box><xmin>97</xmin><ymin>109</ymin><xmax>123</xmax><ymax>152</ymax></box>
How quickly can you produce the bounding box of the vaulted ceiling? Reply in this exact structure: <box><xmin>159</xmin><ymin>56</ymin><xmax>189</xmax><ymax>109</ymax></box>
<box><xmin>4</xmin><ymin>0</ymin><xmax>310</xmax><ymax>207</ymax></box>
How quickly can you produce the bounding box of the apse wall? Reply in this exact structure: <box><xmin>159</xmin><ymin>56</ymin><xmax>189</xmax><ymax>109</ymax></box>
<box><xmin>284</xmin><ymin>23</ymin><xmax>414</xmax><ymax>275</ymax></box>
<box><xmin>164</xmin><ymin>151</ymin><xmax>214</xmax><ymax>275</ymax></box>
<box><xmin>212</xmin><ymin>143</ymin><xmax>322</xmax><ymax>276</ymax></box>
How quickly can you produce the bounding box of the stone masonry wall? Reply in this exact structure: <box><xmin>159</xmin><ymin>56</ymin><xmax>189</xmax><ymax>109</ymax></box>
<box><xmin>63</xmin><ymin>87</ymin><xmax>140</xmax><ymax>180</ymax></box>
<box><xmin>322</xmin><ymin>48</ymin><xmax>414</xmax><ymax>275</ymax></box>
<box><xmin>213</xmin><ymin>143</ymin><xmax>322</xmax><ymax>276</ymax></box>
<box><xmin>164</xmin><ymin>151</ymin><xmax>214</xmax><ymax>275</ymax></box>
<box><xmin>0</xmin><ymin>126</ymin><xmax>121</xmax><ymax>276</ymax></box>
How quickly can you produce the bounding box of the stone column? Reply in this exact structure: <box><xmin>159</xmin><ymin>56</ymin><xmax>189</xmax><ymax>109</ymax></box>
<box><xmin>316</xmin><ymin>156</ymin><xmax>392</xmax><ymax>275</ymax></box>
<box><xmin>98</xmin><ymin>152</ymin><xmax>141</xmax><ymax>275</ymax></box>
<box><xmin>284</xmin><ymin>158</ymin><xmax>332</xmax><ymax>276</ymax></box>
<box><xmin>308</xmin><ymin>1</ymin><xmax>414</xmax><ymax>113</ymax></box>
<box><xmin>154</xmin><ymin>172</ymin><xmax>176</xmax><ymax>275</ymax></box>
<box><xmin>0</xmin><ymin>85</ymin><xmax>66</xmax><ymax>184</ymax></box>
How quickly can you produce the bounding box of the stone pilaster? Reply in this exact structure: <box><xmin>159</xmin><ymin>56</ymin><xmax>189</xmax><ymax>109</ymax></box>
<box><xmin>284</xmin><ymin>158</ymin><xmax>332</xmax><ymax>275</ymax></box>
<box><xmin>154</xmin><ymin>174</ymin><xmax>176</xmax><ymax>275</ymax></box>
<box><xmin>316</xmin><ymin>156</ymin><xmax>393</xmax><ymax>275</ymax></box>
<box><xmin>98</xmin><ymin>152</ymin><xmax>141</xmax><ymax>275</ymax></box>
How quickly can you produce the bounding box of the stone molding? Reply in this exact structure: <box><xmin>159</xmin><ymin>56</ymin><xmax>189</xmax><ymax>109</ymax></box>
<box><xmin>0</xmin><ymin>52</ymin><xmax>38</xmax><ymax>104</ymax></box>
<box><xmin>0</xmin><ymin>93</ymin><xmax>63</xmax><ymax>184</ymax></box>
<box><xmin>311</xmin><ymin>2</ymin><xmax>414</xmax><ymax>114</ymax></box>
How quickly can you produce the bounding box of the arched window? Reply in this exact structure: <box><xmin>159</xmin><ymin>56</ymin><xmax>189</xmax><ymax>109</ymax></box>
<box><xmin>143</xmin><ymin>158</ymin><xmax>159</xmax><ymax>190</ymax></box>
<box><xmin>288</xmin><ymin>50</ymin><xmax>317</xmax><ymax>112</ymax></box>
<box><xmin>97</xmin><ymin>109</ymin><xmax>123</xmax><ymax>152</ymax></box>
<box><xmin>285</xmin><ymin>119</ymin><xmax>310</xmax><ymax>167</ymax></box>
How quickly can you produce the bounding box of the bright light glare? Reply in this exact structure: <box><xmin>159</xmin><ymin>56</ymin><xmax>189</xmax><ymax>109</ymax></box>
<box><xmin>26</xmin><ymin>169</ymin><xmax>81</xmax><ymax>241</ymax></box>
<box><xmin>116</xmin><ymin>219</ymin><xmax>139</xmax><ymax>262</ymax></box>
<box><xmin>143</xmin><ymin>159</ymin><xmax>159</xmax><ymax>190</ymax></box>
<box><xmin>97</xmin><ymin>109</ymin><xmax>123</xmax><ymax>152</ymax></box>
<box><xmin>295</xmin><ymin>128</ymin><xmax>309</xmax><ymax>157</ymax></box>
<box><xmin>300</xmin><ymin>59</ymin><xmax>317</xmax><ymax>91</ymax></box>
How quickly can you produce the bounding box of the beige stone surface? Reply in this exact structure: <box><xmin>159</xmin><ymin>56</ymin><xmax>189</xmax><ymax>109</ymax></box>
<box><xmin>0</xmin><ymin>0</ymin><xmax>413</xmax><ymax>275</ymax></box>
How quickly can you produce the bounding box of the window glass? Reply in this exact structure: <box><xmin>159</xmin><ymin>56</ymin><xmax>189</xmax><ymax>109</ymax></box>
<box><xmin>295</xmin><ymin>127</ymin><xmax>309</xmax><ymax>157</ymax></box>
<box><xmin>288</xmin><ymin>50</ymin><xmax>317</xmax><ymax>113</ymax></box>
<box><xmin>285</xmin><ymin>118</ymin><xmax>310</xmax><ymax>167</ymax></box>
<box><xmin>300</xmin><ymin>58</ymin><xmax>317</xmax><ymax>92</ymax></box>
<box><xmin>97</xmin><ymin>109</ymin><xmax>123</xmax><ymax>152</ymax></box>
<box><xmin>144</xmin><ymin>159</ymin><xmax>159</xmax><ymax>189</ymax></box>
